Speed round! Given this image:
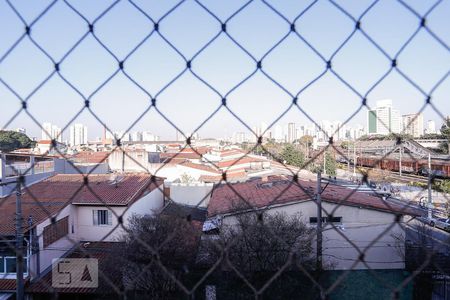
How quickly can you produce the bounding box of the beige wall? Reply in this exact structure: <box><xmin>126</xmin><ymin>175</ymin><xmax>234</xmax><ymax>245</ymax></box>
<box><xmin>221</xmin><ymin>201</ymin><xmax>405</xmax><ymax>270</ymax></box>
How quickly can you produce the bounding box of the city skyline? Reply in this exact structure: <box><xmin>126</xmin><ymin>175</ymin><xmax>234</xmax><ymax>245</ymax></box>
<box><xmin>13</xmin><ymin>99</ymin><xmax>446</xmax><ymax>144</ymax></box>
<box><xmin>1</xmin><ymin>1</ymin><xmax>449</xmax><ymax>140</ymax></box>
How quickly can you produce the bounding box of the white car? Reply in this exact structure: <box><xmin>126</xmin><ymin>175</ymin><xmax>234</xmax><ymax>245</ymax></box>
<box><xmin>428</xmin><ymin>217</ymin><xmax>450</xmax><ymax>232</ymax></box>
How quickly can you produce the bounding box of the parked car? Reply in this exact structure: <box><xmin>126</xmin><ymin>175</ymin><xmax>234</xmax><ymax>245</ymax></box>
<box><xmin>422</xmin><ymin>217</ymin><xmax>450</xmax><ymax>232</ymax></box>
<box><xmin>432</xmin><ymin>218</ymin><xmax>450</xmax><ymax>232</ymax></box>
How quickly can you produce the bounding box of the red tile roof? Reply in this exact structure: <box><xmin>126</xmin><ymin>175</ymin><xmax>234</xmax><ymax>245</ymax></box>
<box><xmin>217</xmin><ymin>156</ymin><xmax>267</xmax><ymax>168</ymax></box>
<box><xmin>37</xmin><ymin>140</ymin><xmax>52</xmax><ymax>145</ymax></box>
<box><xmin>160</xmin><ymin>152</ymin><xmax>201</xmax><ymax>161</ymax></box>
<box><xmin>179</xmin><ymin>161</ymin><xmax>220</xmax><ymax>174</ymax></box>
<box><xmin>199</xmin><ymin>170</ymin><xmax>247</xmax><ymax>183</ymax></box>
<box><xmin>0</xmin><ymin>174</ymin><xmax>163</xmax><ymax>235</ymax></box>
<box><xmin>207</xmin><ymin>176</ymin><xmax>418</xmax><ymax>217</ymax></box>
<box><xmin>0</xmin><ymin>279</ymin><xmax>17</xmax><ymax>291</ymax></box>
<box><xmin>219</xmin><ymin>149</ymin><xmax>245</xmax><ymax>157</ymax></box>
<box><xmin>71</xmin><ymin>151</ymin><xmax>110</xmax><ymax>164</ymax></box>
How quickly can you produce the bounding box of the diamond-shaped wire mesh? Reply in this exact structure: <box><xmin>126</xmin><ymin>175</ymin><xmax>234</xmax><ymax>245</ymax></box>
<box><xmin>1</xmin><ymin>0</ymin><xmax>450</xmax><ymax>299</ymax></box>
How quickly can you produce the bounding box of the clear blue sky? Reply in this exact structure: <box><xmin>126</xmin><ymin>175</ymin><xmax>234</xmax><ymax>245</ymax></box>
<box><xmin>1</xmin><ymin>0</ymin><xmax>449</xmax><ymax>140</ymax></box>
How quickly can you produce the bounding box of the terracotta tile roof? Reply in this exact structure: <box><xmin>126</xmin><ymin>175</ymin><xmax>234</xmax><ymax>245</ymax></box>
<box><xmin>27</xmin><ymin>242</ymin><xmax>123</xmax><ymax>295</ymax></box>
<box><xmin>0</xmin><ymin>279</ymin><xmax>17</xmax><ymax>291</ymax></box>
<box><xmin>160</xmin><ymin>152</ymin><xmax>201</xmax><ymax>161</ymax></box>
<box><xmin>71</xmin><ymin>151</ymin><xmax>110</xmax><ymax>164</ymax></box>
<box><xmin>207</xmin><ymin>176</ymin><xmax>418</xmax><ymax>217</ymax></box>
<box><xmin>0</xmin><ymin>174</ymin><xmax>163</xmax><ymax>235</ymax></box>
<box><xmin>179</xmin><ymin>161</ymin><xmax>220</xmax><ymax>174</ymax></box>
<box><xmin>199</xmin><ymin>170</ymin><xmax>247</xmax><ymax>183</ymax></box>
<box><xmin>217</xmin><ymin>156</ymin><xmax>267</xmax><ymax>168</ymax></box>
<box><xmin>37</xmin><ymin>140</ymin><xmax>52</xmax><ymax>144</ymax></box>
<box><xmin>219</xmin><ymin>149</ymin><xmax>245</xmax><ymax>157</ymax></box>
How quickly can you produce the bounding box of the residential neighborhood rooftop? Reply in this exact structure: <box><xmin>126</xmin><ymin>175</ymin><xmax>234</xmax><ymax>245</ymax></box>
<box><xmin>0</xmin><ymin>174</ymin><xmax>163</xmax><ymax>235</ymax></box>
<box><xmin>207</xmin><ymin>175</ymin><xmax>418</xmax><ymax>217</ymax></box>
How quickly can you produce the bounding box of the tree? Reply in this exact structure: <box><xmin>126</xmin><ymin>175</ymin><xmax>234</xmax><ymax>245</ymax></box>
<box><xmin>113</xmin><ymin>214</ymin><xmax>200</xmax><ymax>299</ymax></box>
<box><xmin>299</xmin><ymin>135</ymin><xmax>313</xmax><ymax>158</ymax></box>
<box><xmin>280</xmin><ymin>144</ymin><xmax>305</xmax><ymax>167</ymax></box>
<box><xmin>440</xmin><ymin>117</ymin><xmax>450</xmax><ymax>154</ymax></box>
<box><xmin>0</xmin><ymin>130</ymin><xmax>35</xmax><ymax>152</ymax></box>
<box><xmin>180</xmin><ymin>173</ymin><xmax>196</xmax><ymax>184</ymax></box>
<box><xmin>202</xmin><ymin>211</ymin><xmax>315</xmax><ymax>297</ymax></box>
<box><xmin>324</xmin><ymin>151</ymin><xmax>337</xmax><ymax>176</ymax></box>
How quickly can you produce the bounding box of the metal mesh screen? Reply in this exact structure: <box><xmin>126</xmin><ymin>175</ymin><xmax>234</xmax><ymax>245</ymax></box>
<box><xmin>1</xmin><ymin>0</ymin><xmax>449</xmax><ymax>299</ymax></box>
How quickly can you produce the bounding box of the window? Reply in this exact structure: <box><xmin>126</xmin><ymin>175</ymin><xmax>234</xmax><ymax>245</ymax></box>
<box><xmin>0</xmin><ymin>256</ymin><xmax>28</xmax><ymax>274</ymax></box>
<box><xmin>309</xmin><ymin>216</ymin><xmax>342</xmax><ymax>224</ymax></box>
<box><xmin>43</xmin><ymin>216</ymin><xmax>69</xmax><ymax>247</ymax></box>
<box><xmin>93</xmin><ymin>210</ymin><xmax>112</xmax><ymax>226</ymax></box>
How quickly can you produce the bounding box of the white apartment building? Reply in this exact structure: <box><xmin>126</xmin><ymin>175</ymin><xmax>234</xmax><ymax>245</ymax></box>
<box><xmin>367</xmin><ymin>99</ymin><xmax>402</xmax><ymax>135</ymax></box>
<box><xmin>287</xmin><ymin>122</ymin><xmax>296</xmax><ymax>143</ymax></box>
<box><xmin>41</xmin><ymin>122</ymin><xmax>62</xmax><ymax>142</ymax></box>
<box><xmin>425</xmin><ymin>120</ymin><xmax>437</xmax><ymax>134</ymax></box>
<box><xmin>402</xmin><ymin>113</ymin><xmax>424</xmax><ymax>138</ymax></box>
<box><xmin>69</xmin><ymin>123</ymin><xmax>88</xmax><ymax>146</ymax></box>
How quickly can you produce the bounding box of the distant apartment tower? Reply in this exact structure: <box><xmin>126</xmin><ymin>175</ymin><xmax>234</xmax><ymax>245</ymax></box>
<box><xmin>367</xmin><ymin>99</ymin><xmax>401</xmax><ymax>135</ymax></box>
<box><xmin>274</xmin><ymin>125</ymin><xmax>284</xmax><ymax>142</ymax></box>
<box><xmin>69</xmin><ymin>124</ymin><xmax>88</xmax><ymax>146</ymax></box>
<box><xmin>232</xmin><ymin>132</ymin><xmax>246</xmax><ymax>144</ymax></box>
<box><xmin>425</xmin><ymin>120</ymin><xmax>436</xmax><ymax>134</ymax></box>
<box><xmin>143</xmin><ymin>131</ymin><xmax>158</xmax><ymax>142</ymax></box>
<box><xmin>41</xmin><ymin>122</ymin><xmax>62</xmax><ymax>142</ymax></box>
<box><xmin>287</xmin><ymin>123</ymin><xmax>296</xmax><ymax>143</ymax></box>
<box><xmin>402</xmin><ymin>113</ymin><xmax>424</xmax><ymax>138</ymax></box>
<box><xmin>132</xmin><ymin>131</ymin><xmax>143</xmax><ymax>142</ymax></box>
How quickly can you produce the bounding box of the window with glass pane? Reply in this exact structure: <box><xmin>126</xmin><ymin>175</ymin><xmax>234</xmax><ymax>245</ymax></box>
<box><xmin>0</xmin><ymin>257</ymin><xmax>4</xmax><ymax>273</ymax></box>
<box><xmin>93</xmin><ymin>210</ymin><xmax>112</xmax><ymax>226</ymax></box>
<box><xmin>5</xmin><ymin>257</ymin><xmax>16</xmax><ymax>273</ymax></box>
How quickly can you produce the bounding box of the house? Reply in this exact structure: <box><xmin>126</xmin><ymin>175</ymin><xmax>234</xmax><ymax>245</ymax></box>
<box><xmin>205</xmin><ymin>175</ymin><xmax>417</xmax><ymax>270</ymax></box>
<box><xmin>0</xmin><ymin>174</ymin><xmax>164</xmax><ymax>296</ymax></box>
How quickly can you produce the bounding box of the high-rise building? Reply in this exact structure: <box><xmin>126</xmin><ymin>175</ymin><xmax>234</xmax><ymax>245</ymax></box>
<box><xmin>402</xmin><ymin>113</ymin><xmax>424</xmax><ymax>138</ymax></box>
<box><xmin>143</xmin><ymin>131</ymin><xmax>157</xmax><ymax>142</ymax></box>
<box><xmin>367</xmin><ymin>99</ymin><xmax>401</xmax><ymax>135</ymax></box>
<box><xmin>274</xmin><ymin>125</ymin><xmax>284</xmax><ymax>142</ymax></box>
<box><xmin>232</xmin><ymin>132</ymin><xmax>246</xmax><ymax>144</ymax></box>
<box><xmin>287</xmin><ymin>123</ymin><xmax>296</xmax><ymax>143</ymax></box>
<box><xmin>132</xmin><ymin>131</ymin><xmax>143</xmax><ymax>142</ymax></box>
<box><xmin>69</xmin><ymin>124</ymin><xmax>88</xmax><ymax>146</ymax></box>
<box><xmin>425</xmin><ymin>120</ymin><xmax>436</xmax><ymax>134</ymax></box>
<box><xmin>41</xmin><ymin>122</ymin><xmax>62</xmax><ymax>142</ymax></box>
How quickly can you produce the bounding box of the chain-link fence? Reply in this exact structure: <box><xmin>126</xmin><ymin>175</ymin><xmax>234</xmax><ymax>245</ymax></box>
<box><xmin>1</xmin><ymin>0</ymin><xmax>450</xmax><ymax>299</ymax></box>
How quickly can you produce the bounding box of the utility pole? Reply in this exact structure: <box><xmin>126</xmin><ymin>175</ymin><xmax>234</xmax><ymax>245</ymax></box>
<box><xmin>353</xmin><ymin>144</ymin><xmax>357</xmax><ymax>177</ymax></box>
<box><xmin>399</xmin><ymin>145</ymin><xmax>402</xmax><ymax>177</ymax></box>
<box><xmin>16</xmin><ymin>180</ymin><xmax>24</xmax><ymax>300</ymax></box>
<box><xmin>427</xmin><ymin>153</ymin><xmax>433</xmax><ymax>219</ymax></box>
<box><xmin>323</xmin><ymin>151</ymin><xmax>326</xmax><ymax>175</ymax></box>
<box><xmin>0</xmin><ymin>179</ymin><xmax>24</xmax><ymax>299</ymax></box>
<box><xmin>347</xmin><ymin>144</ymin><xmax>350</xmax><ymax>173</ymax></box>
<box><xmin>316</xmin><ymin>172</ymin><xmax>322</xmax><ymax>271</ymax></box>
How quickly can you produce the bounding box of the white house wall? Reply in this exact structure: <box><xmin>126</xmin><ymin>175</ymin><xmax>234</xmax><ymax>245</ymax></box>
<box><xmin>221</xmin><ymin>200</ymin><xmax>405</xmax><ymax>270</ymax></box>
<box><xmin>122</xmin><ymin>188</ymin><xmax>164</xmax><ymax>226</ymax></box>
<box><xmin>75</xmin><ymin>205</ymin><xmax>127</xmax><ymax>242</ymax></box>
<box><xmin>33</xmin><ymin>204</ymin><xmax>77</xmax><ymax>278</ymax></box>
<box><xmin>169</xmin><ymin>183</ymin><xmax>213</xmax><ymax>207</ymax></box>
